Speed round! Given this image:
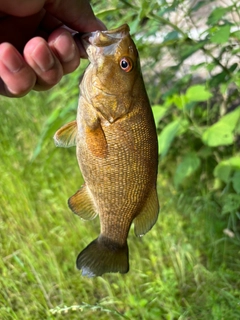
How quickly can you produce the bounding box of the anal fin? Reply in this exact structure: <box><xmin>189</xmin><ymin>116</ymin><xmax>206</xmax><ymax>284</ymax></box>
<box><xmin>68</xmin><ymin>184</ymin><xmax>98</xmax><ymax>220</ymax></box>
<box><xmin>134</xmin><ymin>187</ymin><xmax>159</xmax><ymax>237</ymax></box>
<box><xmin>54</xmin><ymin>120</ymin><xmax>77</xmax><ymax>148</ymax></box>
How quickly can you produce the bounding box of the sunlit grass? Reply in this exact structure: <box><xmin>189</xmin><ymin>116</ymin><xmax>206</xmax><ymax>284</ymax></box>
<box><xmin>0</xmin><ymin>82</ymin><xmax>240</xmax><ymax>320</ymax></box>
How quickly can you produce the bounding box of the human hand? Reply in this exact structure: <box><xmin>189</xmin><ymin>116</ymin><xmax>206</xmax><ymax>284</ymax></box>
<box><xmin>0</xmin><ymin>0</ymin><xmax>106</xmax><ymax>97</ymax></box>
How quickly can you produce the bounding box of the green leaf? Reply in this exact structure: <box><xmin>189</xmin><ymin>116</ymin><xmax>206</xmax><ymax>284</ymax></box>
<box><xmin>163</xmin><ymin>31</ymin><xmax>179</xmax><ymax>42</ymax></box>
<box><xmin>231</xmin><ymin>30</ymin><xmax>240</xmax><ymax>40</ymax></box>
<box><xmin>169</xmin><ymin>94</ymin><xmax>187</xmax><ymax>110</ymax></box>
<box><xmin>222</xmin><ymin>194</ymin><xmax>240</xmax><ymax>214</ymax></box>
<box><xmin>210</xmin><ymin>25</ymin><xmax>231</xmax><ymax>44</ymax></box>
<box><xmin>191</xmin><ymin>1</ymin><xmax>206</xmax><ymax>12</ymax></box>
<box><xmin>214</xmin><ymin>163</ymin><xmax>232</xmax><ymax>183</ymax></box>
<box><xmin>202</xmin><ymin>123</ymin><xmax>234</xmax><ymax>146</ymax></box>
<box><xmin>214</xmin><ymin>156</ymin><xmax>240</xmax><ymax>183</ymax></box>
<box><xmin>96</xmin><ymin>8</ymin><xmax>119</xmax><ymax>20</ymax></box>
<box><xmin>202</xmin><ymin>106</ymin><xmax>240</xmax><ymax>146</ymax></box>
<box><xmin>207</xmin><ymin>6</ymin><xmax>233</xmax><ymax>25</ymax></box>
<box><xmin>138</xmin><ymin>0</ymin><xmax>151</xmax><ymax>19</ymax></box>
<box><xmin>174</xmin><ymin>153</ymin><xmax>201</xmax><ymax>187</ymax></box>
<box><xmin>180</xmin><ymin>41</ymin><xmax>206</xmax><ymax>61</ymax></box>
<box><xmin>209</xmin><ymin>69</ymin><xmax>230</xmax><ymax>87</ymax></box>
<box><xmin>186</xmin><ymin>85</ymin><xmax>212</xmax><ymax>102</ymax></box>
<box><xmin>152</xmin><ymin>105</ymin><xmax>168</xmax><ymax>127</ymax></box>
<box><xmin>158</xmin><ymin>119</ymin><xmax>184</xmax><ymax>158</ymax></box>
<box><xmin>232</xmin><ymin>171</ymin><xmax>240</xmax><ymax>194</ymax></box>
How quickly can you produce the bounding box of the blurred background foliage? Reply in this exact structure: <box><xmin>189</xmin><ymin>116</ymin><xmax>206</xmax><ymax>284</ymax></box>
<box><xmin>0</xmin><ymin>0</ymin><xmax>240</xmax><ymax>319</ymax></box>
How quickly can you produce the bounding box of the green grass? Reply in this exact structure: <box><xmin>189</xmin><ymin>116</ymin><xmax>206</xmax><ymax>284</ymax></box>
<box><xmin>0</xmin><ymin>79</ymin><xmax>240</xmax><ymax>320</ymax></box>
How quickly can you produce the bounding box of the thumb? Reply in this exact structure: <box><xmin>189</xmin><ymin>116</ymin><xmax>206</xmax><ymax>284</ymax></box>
<box><xmin>45</xmin><ymin>0</ymin><xmax>106</xmax><ymax>32</ymax></box>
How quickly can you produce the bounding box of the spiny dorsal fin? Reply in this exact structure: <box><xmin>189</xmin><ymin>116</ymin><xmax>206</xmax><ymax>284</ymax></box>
<box><xmin>54</xmin><ymin>120</ymin><xmax>77</xmax><ymax>148</ymax></box>
<box><xmin>134</xmin><ymin>187</ymin><xmax>159</xmax><ymax>237</ymax></box>
<box><xmin>68</xmin><ymin>184</ymin><xmax>98</xmax><ymax>220</ymax></box>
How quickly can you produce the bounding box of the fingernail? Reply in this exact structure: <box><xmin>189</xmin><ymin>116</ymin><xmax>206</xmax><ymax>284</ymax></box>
<box><xmin>3</xmin><ymin>49</ymin><xmax>23</xmax><ymax>73</ymax></box>
<box><xmin>32</xmin><ymin>43</ymin><xmax>55</xmax><ymax>72</ymax></box>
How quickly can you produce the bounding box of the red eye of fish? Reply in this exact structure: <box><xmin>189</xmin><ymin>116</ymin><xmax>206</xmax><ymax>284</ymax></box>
<box><xmin>120</xmin><ymin>57</ymin><xmax>133</xmax><ymax>72</ymax></box>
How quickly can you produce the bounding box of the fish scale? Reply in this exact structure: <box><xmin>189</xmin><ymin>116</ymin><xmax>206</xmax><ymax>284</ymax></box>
<box><xmin>54</xmin><ymin>24</ymin><xmax>159</xmax><ymax>277</ymax></box>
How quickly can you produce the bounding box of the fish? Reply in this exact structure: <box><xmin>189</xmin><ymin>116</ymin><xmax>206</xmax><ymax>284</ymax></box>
<box><xmin>54</xmin><ymin>24</ymin><xmax>159</xmax><ymax>277</ymax></box>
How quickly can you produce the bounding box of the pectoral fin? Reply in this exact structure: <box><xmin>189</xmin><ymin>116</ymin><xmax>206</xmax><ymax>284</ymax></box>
<box><xmin>54</xmin><ymin>120</ymin><xmax>77</xmax><ymax>147</ymax></box>
<box><xmin>68</xmin><ymin>184</ymin><xmax>98</xmax><ymax>220</ymax></box>
<box><xmin>85</xmin><ymin>124</ymin><xmax>108</xmax><ymax>158</ymax></box>
<box><xmin>134</xmin><ymin>187</ymin><xmax>159</xmax><ymax>237</ymax></box>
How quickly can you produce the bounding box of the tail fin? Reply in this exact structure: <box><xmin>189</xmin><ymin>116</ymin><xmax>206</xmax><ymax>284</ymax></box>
<box><xmin>76</xmin><ymin>236</ymin><xmax>129</xmax><ymax>277</ymax></box>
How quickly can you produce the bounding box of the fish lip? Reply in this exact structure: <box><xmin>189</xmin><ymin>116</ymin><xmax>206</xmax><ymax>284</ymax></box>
<box><xmin>100</xmin><ymin>24</ymin><xmax>130</xmax><ymax>39</ymax></box>
<box><xmin>81</xmin><ymin>24</ymin><xmax>130</xmax><ymax>50</ymax></box>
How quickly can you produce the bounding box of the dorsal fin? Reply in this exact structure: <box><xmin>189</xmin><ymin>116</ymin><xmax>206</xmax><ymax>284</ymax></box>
<box><xmin>54</xmin><ymin>120</ymin><xmax>77</xmax><ymax>148</ymax></box>
<box><xmin>68</xmin><ymin>184</ymin><xmax>98</xmax><ymax>220</ymax></box>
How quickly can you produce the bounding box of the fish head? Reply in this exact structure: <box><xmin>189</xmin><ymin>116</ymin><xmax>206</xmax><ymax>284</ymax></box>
<box><xmin>81</xmin><ymin>25</ymin><xmax>142</xmax><ymax>121</ymax></box>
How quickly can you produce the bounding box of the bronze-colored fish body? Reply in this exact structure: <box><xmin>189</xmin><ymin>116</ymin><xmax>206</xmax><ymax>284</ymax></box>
<box><xmin>54</xmin><ymin>24</ymin><xmax>159</xmax><ymax>277</ymax></box>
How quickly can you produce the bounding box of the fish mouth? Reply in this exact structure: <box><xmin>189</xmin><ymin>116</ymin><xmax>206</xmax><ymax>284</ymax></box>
<box><xmin>82</xmin><ymin>24</ymin><xmax>130</xmax><ymax>53</ymax></box>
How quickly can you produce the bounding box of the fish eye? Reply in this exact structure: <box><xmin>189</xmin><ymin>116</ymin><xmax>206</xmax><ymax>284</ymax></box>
<box><xmin>120</xmin><ymin>57</ymin><xmax>133</xmax><ymax>72</ymax></box>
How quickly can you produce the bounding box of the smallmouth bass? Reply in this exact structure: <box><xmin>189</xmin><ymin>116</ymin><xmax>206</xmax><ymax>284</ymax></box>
<box><xmin>54</xmin><ymin>24</ymin><xmax>159</xmax><ymax>277</ymax></box>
